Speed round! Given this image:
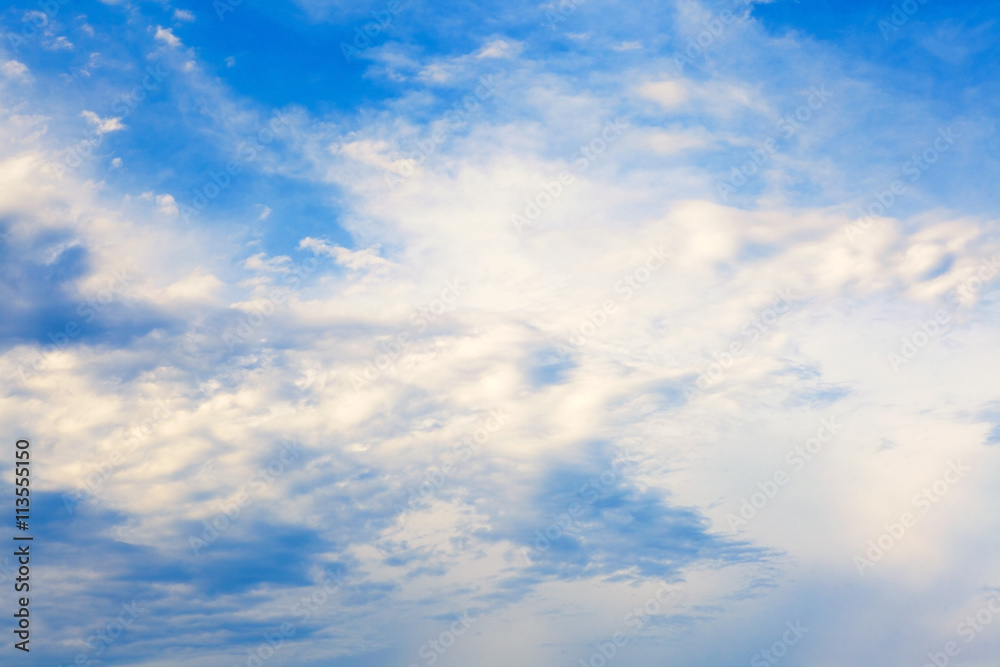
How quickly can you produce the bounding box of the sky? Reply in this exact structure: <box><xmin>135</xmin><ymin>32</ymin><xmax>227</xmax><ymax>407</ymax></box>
<box><xmin>2</xmin><ymin>0</ymin><xmax>1000</xmax><ymax>665</ymax></box>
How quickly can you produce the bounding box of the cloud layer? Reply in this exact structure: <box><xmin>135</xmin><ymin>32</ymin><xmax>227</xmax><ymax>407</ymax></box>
<box><xmin>2</xmin><ymin>0</ymin><xmax>1000</xmax><ymax>665</ymax></box>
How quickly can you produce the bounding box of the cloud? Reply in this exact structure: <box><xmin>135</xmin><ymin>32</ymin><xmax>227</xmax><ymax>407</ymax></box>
<box><xmin>637</xmin><ymin>79</ymin><xmax>691</xmax><ymax>108</ymax></box>
<box><xmin>638</xmin><ymin>128</ymin><xmax>712</xmax><ymax>154</ymax></box>
<box><xmin>2</xmin><ymin>1</ymin><xmax>1000</xmax><ymax>665</ymax></box>
<box><xmin>154</xmin><ymin>193</ymin><xmax>179</xmax><ymax>216</ymax></box>
<box><xmin>22</xmin><ymin>10</ymin><xmax>47</xmax><ymax>26</ymax></box>
<box><xmin>45</xmin><ymin>35</ymin><xmax>74</xmax><ymax>50</ymax></box>
<box><xmin>612</xmin><ymin>40</ymin><xmax>643</xmax><ymax>52</ymax></box>
<box><xmin>637</xmin><ymin>78</ymin><xmax>768</xmax><ymax>115</ymax></box>
<box><xmin>81</xmin><ymin>110</ymin><xmax>127</xmax><ymax>133</ymax></box>
<box><xmin>298</xmin><ymin>237</ymin><xmax>392</xmax><ymax>272</ymax></box>
<box><xmin>1</xmin><ymin>60</ymin><xmax>29</xmax><ymax>79</ymax></box>
<box><xmin>173</xmin><ymin>8</ymin><xmax>196</xmax><ymax>22</ymax></box>
<box><xmin>476</xmin><ymin>39</ymin><xmax>523</xmax><ymax>59</ymax></box>
<box><xmin>333</xmin><ymin>139</ymin><xmax>412</xmax><ymax>174</ymax></box>
<box><xmin>154</xmin><ymin>25</ymin><xmax>182</xmax><ymax>47</ymax></box>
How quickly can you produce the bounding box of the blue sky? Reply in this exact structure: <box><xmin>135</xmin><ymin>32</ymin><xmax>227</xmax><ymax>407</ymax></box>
<box><xmin>2</xmin><ymin>0</ymin><xmax>1000</xmax><ymax>665</ymax></box>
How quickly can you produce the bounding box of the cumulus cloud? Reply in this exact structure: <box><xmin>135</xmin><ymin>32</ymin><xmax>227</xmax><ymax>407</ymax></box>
<box><xmin>154</xmin><ymin>193</ymin><xmax>178</xmax><ymax>216</ymax></box>
<box><xmin>1</xmin><ymin>60</ymin><xmax>29</xmax><ymax>78</ymax></box>
<box><xmin>154</xmin><ymin>25</ymin><xmax>181</xmax><ymax>47</ymax></box>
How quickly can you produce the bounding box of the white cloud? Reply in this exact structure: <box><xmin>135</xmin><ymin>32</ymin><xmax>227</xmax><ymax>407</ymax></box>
<box><xmin>154</xmin><ymin>25</ymin><xmax>182</xmax><ymax>47</ymax></box>
<box><xmin>157</xmin><ymin>268</ymin><xmax>224</xmax><ymax>303</ymax></box>
<box><xmin>298</xmin><ymin>237</ymin><xmax>392</xmax><ymax>272</ymax></box>
<box><xmin>22</xmin><ymin>10</ymin><xmax>47</xmax><ymax>25</ymax></box>
<box><xmin>612</xmin><ymin>40</ymin><xmax>642</xmax><ymax>52</ymax></box>
<box><xmin>173</xmin><ymin>8</ymin><xmax>196</xmax><ymax>22</ymax></box>
<box><xmin>637</xmin><ymin>128</ymin><xmax>712</xmax><ymax>154</ymax></box>
<box><xmin>45</xmin><ymin>35</ymin><xmax>74</xmax><ymax>50</ymax></box>
<box><xmin>243</xmin><ymin>251</ymin><xmax>292</xmax><ymax>273</ymax></box>
<box><xmin>637</xmin><ymin>78</ymin><xmax>769</xmax><ymax>116</ymax></box>
<box><xmin>333</xmin><ymin>139</ymin><xmax>413</xmax><ymax>174</ymax></box>
<box><xmin>155</xmin><ymin>193</ymin><xmax>179</xmax><ymax>216</ymax></box>
<box><xmin>416</xmin><ymin>63</ymin><xmax>451</xmax><ymax>83</ymax></box>
<box><xmin>81</xmin><ymin>110</ymin><xmax>126</xmax><ymax>133</ymax></box>
<box><xmin>1</xmin><ymin>60</ymin><xmax>29</xmax><ymax>79</ymax></box>
<box><xmin>637</xmin><ymin>79</ymin><xmax>691</xmax><ymax>108</ymax></box>
<box><xmin>476</xmin><ymin>38</ymin><xmax>523</xmax><ymax>59</ymax></box>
